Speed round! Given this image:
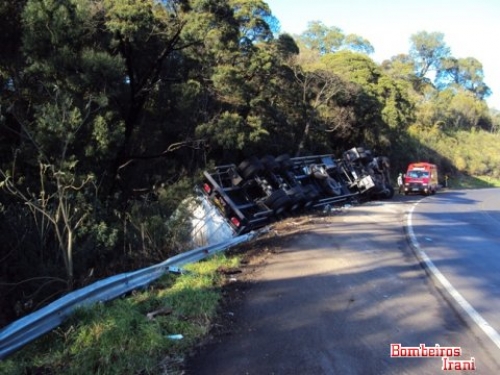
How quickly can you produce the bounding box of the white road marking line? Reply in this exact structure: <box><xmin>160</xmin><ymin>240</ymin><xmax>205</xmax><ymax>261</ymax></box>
<box><xmin>408</xmin><ymin>201</ymin><xmax>500</xmax><ymax>351</ymax></box>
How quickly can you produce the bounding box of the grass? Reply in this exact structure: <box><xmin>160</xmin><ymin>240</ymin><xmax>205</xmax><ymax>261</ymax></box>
<box><xmin>0</xmin><ymin>253</ymin><xmax>240</xmax><ymax>375</ymax></box>
<box><xmin>447</xmin><ymin>174</ymin><xmax>500</xmax><ymax>189</ymax></box>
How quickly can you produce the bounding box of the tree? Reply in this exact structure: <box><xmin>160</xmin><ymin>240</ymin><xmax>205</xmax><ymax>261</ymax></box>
<box><xmin>0</xmin><ymin>0</ymin><xmax>29</xmax><ymax>168</ymax></box>
<box><xmin>343</xmin><ymin>33</ymin><xmax>374</xmax><ymax>55</ymax></box>
<box><xmin>297</xmin><ymin>21</ymin><xmax>373</xmax><ymax>56</ymax></box>
<box><xmin>490</xmin><ymin>109</ymin><xmax>500</xmax><ymax>134</ymax></box>
<box><xmin>446</xmin><ymin>90</ymin><xmax>491</xmax><ymax>130</ymax></box>
<box><xmin>0</xmin><ymin>1</ymin><xmax>26</xmax><ymax>82</ymax></box>
<box><xmin>229</xmin><ymin>0</ymin><xmax>277</xmax><ymax>44</ymax></box>
<box><xmin>275</xmin><ymin>33</ymin><xmax>300</xmax><ymax>59</ymax></box>
<box><xmin>298</xmin><ymin>21</ymin><xmax>343</xmax><ymax>54</ymax></box>
<box><xmin>190</xmin><ymin>0</ymin><xmax>290</xmax><ymax>160</ymax></box>
<box><xmin>322</xmin><ymin>50</ymin><xmax>415</xmax><ymax>151</ymax></box>
<box><xmin>102</xmin><ymin>0</ymin><xmax>195</xmax><ymax>189</ymax></box>
<box><xmin>436</xmin><ymin>57</ymin><xmax>491</xmax><ymax>100</ymax></box>
<box><xmin>414</xmin><ymin>87</ymin><xmax>491</xmax><ymax>131</ymax></box>
<box><xmin>409</xmin><ymin>31</ymin><xmax>450</xmax><ymax>78</ymax></box>
<box><xmin>1</xmin><ymin>91</ymin><xmax>98</xmax><ymax>288</ymax></box>
<box><xmin>19</xmin><ymin>0</ymin><xmax>126</xmax><ymax>180</ymax></box>
<box><xmin>292</xmin><ymin>67</ymin><xmax>345</xmax><ymax>156</ymax></box>
<box><xmin>381</xmin><ymin>54</ymin><xmax>415</xmax><ymax>80</ymax></box>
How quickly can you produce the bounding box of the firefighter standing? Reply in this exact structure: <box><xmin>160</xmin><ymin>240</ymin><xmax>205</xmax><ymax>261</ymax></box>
<box><xmin>397</xmin><ymin>173</ymin><xmax>404</xmax><ymax>194</ymax></box>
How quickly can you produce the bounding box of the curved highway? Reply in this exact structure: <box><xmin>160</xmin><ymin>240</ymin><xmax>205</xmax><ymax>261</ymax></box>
<box><xmin>408</xmin><ymin>188</ymin><xmax>500</xmax><ymax>350</ymax></box>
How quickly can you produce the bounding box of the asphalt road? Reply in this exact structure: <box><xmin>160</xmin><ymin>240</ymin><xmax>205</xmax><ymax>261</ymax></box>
<box><xmin>186</xmin><ymin>193</ymin><xmax>500</xmax><ymax>374</ymax></box>
<box><xmin>408</xmin><ymin>188</ymin><xmax>500</xmax><ymax>355</ymax></box>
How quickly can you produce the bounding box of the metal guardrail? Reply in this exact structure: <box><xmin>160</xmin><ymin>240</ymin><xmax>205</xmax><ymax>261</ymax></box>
<box><xmin>0</xmin><ymin>230</ymin><xmax>264</xmax><ymax>360</ymax></box>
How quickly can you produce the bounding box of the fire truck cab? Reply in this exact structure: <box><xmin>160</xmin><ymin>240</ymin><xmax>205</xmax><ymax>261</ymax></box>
<box><xmin>403</xmin><ymin>162</ymin><xmax>439</xmax><ymax>195</ymax></box>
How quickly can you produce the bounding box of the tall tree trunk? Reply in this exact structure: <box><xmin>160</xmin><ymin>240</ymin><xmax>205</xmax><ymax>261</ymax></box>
<box><xmin>296</xmin><ymin>120</ymin><xmax>311</xmax><ymax>157</ymax></box>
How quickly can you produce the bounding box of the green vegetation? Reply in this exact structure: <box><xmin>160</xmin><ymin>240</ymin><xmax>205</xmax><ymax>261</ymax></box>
<box><xmin>446</xmin><ymin>174</ymin><xmax>500</xmax><ymax>190</ymax></box>
<box><xmin>400</xmin><ymin>127</ymin><xmax>500</xmax><ymax>182</ymax></box>
<box><xmin>1</xmin><ymin>1</ymin><xmax>500</xmax><ymax>371</ymax></box>
<box><xmin>0</xmin><ymin>254</ymin><xmax>239</xmax><ymax>375</ymax></box>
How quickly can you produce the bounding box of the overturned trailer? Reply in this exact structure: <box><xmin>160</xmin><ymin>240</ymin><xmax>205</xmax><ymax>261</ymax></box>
<box><xmin>199</xmin><ymin>147</ymin><xmax>393</xmax><ymax>236</ymax></box>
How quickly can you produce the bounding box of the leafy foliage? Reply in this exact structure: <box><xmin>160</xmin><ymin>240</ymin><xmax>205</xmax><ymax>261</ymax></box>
<box><xmin>409</xmin><ymin>31</ymin><xmax>451</xmax><ymax>78</ymax></box>
<box><xmin>436</xmin><ymin>57</ymin><xmax>491</xmax><ymax>99</ymax></box>
<box><xmin>297</xmin><ymin>20</ymin><xmax>374</xmax><ymax>55</ymax></box>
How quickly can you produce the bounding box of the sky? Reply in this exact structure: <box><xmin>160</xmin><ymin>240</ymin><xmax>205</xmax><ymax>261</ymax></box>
<box><xmin>265</xmin><ymin>0</ymin><xmax>500</xmax><ymax>109</ymax></box>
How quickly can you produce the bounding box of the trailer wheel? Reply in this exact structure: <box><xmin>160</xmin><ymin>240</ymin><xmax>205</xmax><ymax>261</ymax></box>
<box><xmin>261</xmin><ymin>155</ymin><xmax>280</xmax><ymax>172</ymax></box>
<box><xmin>302</xmin><ymin>184</ymin><xmax>319</xmax><ymax>208</ymax></box>
<box><xmin>238</xmin><ymin>157</ymin><xmax>264</xmax><ymax>179</ymax></box>
<box><xmin>264</xmin><ymin>189</ymin><xmax>292</xmax><ymax>215</ymax></box>
<box><xmin>287</xmin><ymin>186</ymin><xmax>306</xmax><ymax>211</ymax></box>
<box><xmin>321</xmin><ymin>177</ymin><xmax>343</xmax><ymax>196</ymax></box>
<box><xmin>275</xmin><ymin>154</ymin><xmax>292</xmax><ymax>170</ymax></box>
<box><xmin>383</xmin><ymin>185</ymin><xmax>394</xmax><ymax>199</ymax></box>
<box><xmin>361</xmin><ymin>149</ymin><xmax>374</xmax><ymax>163</ymax></box>
<box><xmin>237</xmin><ymin>157</ymin><xmax>255</xmax><ymax>172</ymax></box>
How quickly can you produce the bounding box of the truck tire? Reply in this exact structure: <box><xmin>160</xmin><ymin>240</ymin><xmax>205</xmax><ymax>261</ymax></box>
<box><xmin>264</xmin><ymin>189</ymin><xmax>292</xmax><ymax>215</ymax></box>
<box><xmin>356</xmin><ymin>147</ymin><xmax>365</xmax><ymax>157</ymax></box>
<box><xmin>321</xmin><ymin>177</ymin><xmax>342</xmax><ymax>196</ymax></box>
<box><xmin>302</xmin><ymin>184</ymin><xmax>320</xmax><ymax>208</ymax></box>
<box><xmin>261</xmin><ymin>155</ymin><xmax>280</xmax><ymax>172</ymax></box>
<box><xmin>237</xmin><ymin>157</ymin><xmax>256</xmax><ymax>172</ymax></box>
<box><xmin>382</xmin><ymin>185</ymin><xmax>394</xmax><ymax>199</ymax></box>
<box><xmin>287</xmin><ymin>186</ymin><xmax>306</xmax><ymax>211</ymax></box>
<box><xmin>361</xmin><ymin>149</ymin><xmax>374</xmax><ymax>163</ymax></box>
<box><xmin>238</xmin><ymin>157</ymin><xmax>264</xmax><ymax>179</ymax></box>
<box><xmin>275</xmin><ymin>154</ymin><xmax>292</xmax><ymax>170</ymax></box>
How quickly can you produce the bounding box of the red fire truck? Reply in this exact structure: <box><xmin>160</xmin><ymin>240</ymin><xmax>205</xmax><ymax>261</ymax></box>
<box><xmin>403</xmin><ymin>162</ymin><xmax>439</xmax><ymax>195</ymax></box>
